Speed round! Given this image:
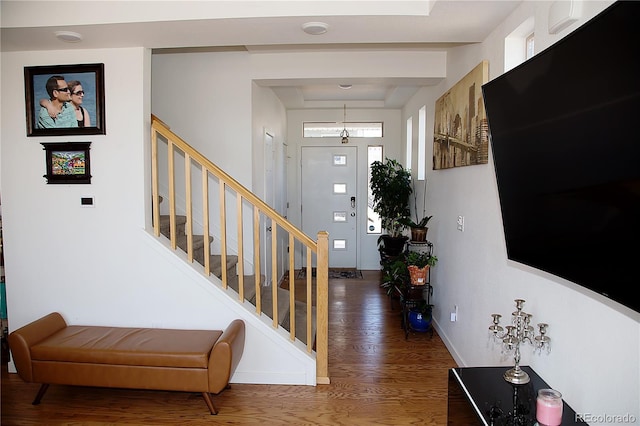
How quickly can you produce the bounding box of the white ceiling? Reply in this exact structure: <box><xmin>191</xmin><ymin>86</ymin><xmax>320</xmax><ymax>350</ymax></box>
<box><xmin>1</xmin><ymin>0</ymin><xmax>523</xmax><ymax>108</ymax></box>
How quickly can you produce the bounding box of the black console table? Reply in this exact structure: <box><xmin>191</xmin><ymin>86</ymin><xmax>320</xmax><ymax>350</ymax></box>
<box><xmin>448</xmin><ymin>366</ymin><xmax>587</xmax><ymax>425</ymax></box>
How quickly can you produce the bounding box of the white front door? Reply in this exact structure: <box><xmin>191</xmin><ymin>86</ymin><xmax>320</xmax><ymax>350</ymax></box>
<box><xmin>301</xmin><ymin>146</ymin><xmax>357</xmax><ymax>268</ymax></box>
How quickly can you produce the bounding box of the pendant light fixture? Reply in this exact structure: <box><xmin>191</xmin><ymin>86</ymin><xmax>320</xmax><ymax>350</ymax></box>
<box><xmin>340</xmin><ymin>104</ymin><xmax>349</xmax><ymax>144</ymax></box>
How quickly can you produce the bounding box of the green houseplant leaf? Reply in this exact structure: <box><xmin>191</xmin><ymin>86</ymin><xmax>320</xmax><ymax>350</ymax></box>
<box><xmin>380</xmin><ymin>257</ymin><xmax>409</xmax><ymax>295</ymax></box>
<box><xmin>370</xmin><ymin>158</ymin><xmax>412</xmax><ymax>238</ymax></box>
<box><xmin>405</xmin><ymin>251</ymin><xmax>438</xmax><ymax>268</ymax></box>
<box><xmin>399</xmin><ymin>215</ymin><xmax>432</xmax><ymax>228</ymax></box>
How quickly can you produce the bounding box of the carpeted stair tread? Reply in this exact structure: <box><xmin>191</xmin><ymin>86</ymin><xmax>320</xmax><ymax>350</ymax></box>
<box><xmin>159</xmin><ymin>215</ymin><xmax>187</xmax><ymax>236</ymax></box>
<box><xmin>175</xmin><ymin>233</ymin><xmax>208</xmax><ymax>246</ymax></box>
<box><xmin>209</xmin><ymin>254</ymin><xmax>238</xmax><ymax>278</ymax></box>
<box><xmin>158</xmin><ymin>215</ymin><xmax>213</xmax><ymax>265</ymax></box>
<box><xmin>255</xmin><ymin>286</ymin><xmax>291</xmax><ymax>326</ymax></box>
<box><xmin>281</xmin><ymin>300</ymin><xmax>317</xmax><ymax>346</ymax></box>
<box><xmin>226</xmin><ymin>274</ymin><xmax>260</xmax><ymax>303</ymax></box>
<box><xmin>173</xmin><ymin>235</ymin><xmax>213</xmax><ymax>265</ymax></box>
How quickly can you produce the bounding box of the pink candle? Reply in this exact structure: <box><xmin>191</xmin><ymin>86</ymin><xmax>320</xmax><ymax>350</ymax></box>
<box><xmin>536</xmin><ymin>389</ymin><xmax>563</xmax><ymax>426</ymax></box>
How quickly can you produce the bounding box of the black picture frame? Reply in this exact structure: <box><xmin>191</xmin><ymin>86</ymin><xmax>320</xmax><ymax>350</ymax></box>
<box><xmin>25</xmin><ymin>63</ymin><xmax>105</xmax><ymax>137</ymax></box>
<box><xmin>42</xmin><ymin>142</ymin><xmax>92</xmax><ymax>184</ymax></box>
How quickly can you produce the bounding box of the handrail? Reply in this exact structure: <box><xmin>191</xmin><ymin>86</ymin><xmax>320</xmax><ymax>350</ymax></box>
<box><xmin>151</xmin><ymin>116</ymin><xmax>316</xmax><ymax>247</ymax></box>
<box><xmin>150</xmin><ymin>115</ymin><xmax>329</xmax><ymax>384</ymax></box>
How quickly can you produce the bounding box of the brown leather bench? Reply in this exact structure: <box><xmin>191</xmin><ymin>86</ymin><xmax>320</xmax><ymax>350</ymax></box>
<box><xmin>8</xmin><ymin>312</ymin><xmax>245</xmax><ymax>414</ymax></box>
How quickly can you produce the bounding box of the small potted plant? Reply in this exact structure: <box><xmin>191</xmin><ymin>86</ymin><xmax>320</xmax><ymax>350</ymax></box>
<box><xmin>400</xmin><ymin>177</ymin><xmax>432</xmax><ymax>242</ymax></box>
<box><xmin>405</xmin><ymin>251</ymin><xmax>438</xmax><ymax>286</ymax></box>
<box><xmin>401</xmin><ymin>215</ymin><xmax>432</xmax><ymax>242</ymax></box>
<box><xmin>408</xmin><ymin>299</ymin><xmax>433</xmax><ymax>332</ymax></box>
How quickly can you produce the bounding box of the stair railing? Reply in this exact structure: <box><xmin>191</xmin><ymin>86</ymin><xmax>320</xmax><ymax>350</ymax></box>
<box><xmin>151</xmin><ymin>115</ymin><xmax>329</xmax><ymax>384</ymax></box>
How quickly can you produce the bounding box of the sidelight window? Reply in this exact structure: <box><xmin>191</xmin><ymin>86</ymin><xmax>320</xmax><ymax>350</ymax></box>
<box><xmin>367</xmin><ymin>145</ymin><xmax>383</xmax><ymax>234</ymax></box>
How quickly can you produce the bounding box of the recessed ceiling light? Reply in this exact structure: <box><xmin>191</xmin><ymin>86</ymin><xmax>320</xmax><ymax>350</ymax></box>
<box><xmin>55</xmin><ymin>31</ymin><xmax>83</xmax><ymax>43</ymax></box>
<box><xmin>339</xmin><ymin>84</ymin><xmax>352</xmax><ymax>90</ymax></box>
<box><xmin>302</xmin><ymin>22</ymin><xmax>329</xmax><ymax>35</ymax></box>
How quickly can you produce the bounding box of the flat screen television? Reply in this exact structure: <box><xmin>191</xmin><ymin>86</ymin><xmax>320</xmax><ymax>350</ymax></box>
<box><xmin>482</xmin><ymin>0</ymin><xmax>640</xmax><ymax>314</ymax></box>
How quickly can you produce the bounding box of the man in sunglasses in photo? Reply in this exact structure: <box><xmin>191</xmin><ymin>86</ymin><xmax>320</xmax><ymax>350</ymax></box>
<box><xmin>37</xmin><ymin>75</ymin><xmax>78</xmax><ymax>128</ymax></box>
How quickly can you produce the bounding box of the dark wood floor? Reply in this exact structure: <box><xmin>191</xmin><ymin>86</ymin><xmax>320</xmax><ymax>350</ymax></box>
<box><xmin>1</xmin><ymin>270</ymin><xmax>458</xmax><ymax>425</ymax></box>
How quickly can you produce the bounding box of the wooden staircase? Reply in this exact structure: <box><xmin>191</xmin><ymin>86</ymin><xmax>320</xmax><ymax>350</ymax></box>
<box><xmin>151</xmin><ymin>115</ymin><xmax>328</xmax><ymax>382</ymax></box>
<box><xmin>158</xmin><ymin>213</ymin><xmax>316</xmax><ymax>346</ymax></box>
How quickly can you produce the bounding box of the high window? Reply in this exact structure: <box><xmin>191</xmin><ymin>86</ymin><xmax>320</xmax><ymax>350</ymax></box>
<box><xmin>504</xmin><ymin>17</ymin><xmax>535</xmax><ymax>72</ymax></box>
<box><xmin>526</xmin><ymin>33</ymin><xmax>535</xmax><ymax>60</ymax></box>
<box><xmin>417</xmin><ymin>106</ymin><xmax>426</xmax><ymax>180</ymax></box>
<box><xmin>406</xmin><ymin>116</ymin><xmax>413</xmax><ymax>170</ymax></box>
<box><xmin>303</xmin><ymin>122</ymin><xmax>383</xmax><ymax>138</ymax></box>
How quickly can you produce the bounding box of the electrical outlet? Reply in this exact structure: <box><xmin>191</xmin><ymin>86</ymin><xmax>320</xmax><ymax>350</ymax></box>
<box><xmin>457</xmin><ymin>215</ymin><xmax>465</xmax><ymax>231</ymax></box>
<box><xmin>450</xmin><ymin>305</ymin><xmax>459</xmax><ymax>322</ymax></box>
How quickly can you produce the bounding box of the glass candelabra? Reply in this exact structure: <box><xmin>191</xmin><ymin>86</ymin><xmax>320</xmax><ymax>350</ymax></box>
<box><xmin>489</xmin><ymin>299</ymin><xmax>551</xmax><ymax>384</ymax></box>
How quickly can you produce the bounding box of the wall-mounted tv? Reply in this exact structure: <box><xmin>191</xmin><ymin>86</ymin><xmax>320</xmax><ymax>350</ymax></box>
<box><xmin>482</xmin><ymin>1</ymin><xmax>640</xmax><ymax>314</ymax></box>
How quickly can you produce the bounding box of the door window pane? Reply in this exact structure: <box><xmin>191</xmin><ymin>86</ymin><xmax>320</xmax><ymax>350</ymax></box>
<box><xmin>333</xmin><ymin>155</ymin><xmax>347</xmax><ymax>166</ymax></box>
<box><xmin>333</xmin><ymin>239</ymin><xmax>347</xmax><ymax>250</ymax></box>
<box><xmin>333</xmin><ymin>211</ymin><xmax>347</xmax><ymax>222</ymax></box>
<box><xmin>333</xmin><ymin>183</ymin><xmax>347</xmax><ymax>194</ymax></box>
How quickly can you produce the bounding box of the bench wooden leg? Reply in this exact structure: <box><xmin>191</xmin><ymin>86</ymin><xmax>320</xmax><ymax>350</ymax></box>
<box><xmin>32</xmin><ymin>384</ymin><xmax>50</xmax><ymax>405</ymax></box>
<box><xmin>201</xmin><ymin>392</ymin><xmax>219</xmax><ymax>415</ymax></box>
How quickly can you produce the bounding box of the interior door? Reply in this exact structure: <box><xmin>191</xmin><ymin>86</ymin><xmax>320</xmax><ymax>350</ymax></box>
<box><xmin>301</xmin><ymin>146</ymin><xmax>357</xmax><ymax>268</ymax></box>
<box><xmin>262</xmin><ymin>131</ymin><xmax>274</xmax><ymax>285</ymax></box>
<box><xmin>276</xmin><ymin>142</ymin><xmax>289</xmax><ymax>279</ymax></box>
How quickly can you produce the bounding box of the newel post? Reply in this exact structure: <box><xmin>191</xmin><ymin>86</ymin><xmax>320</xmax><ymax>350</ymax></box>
<box><xmin>315</xmin><ymin>231</ymin><xmax>330</xmax><ymax>384</ymax></box>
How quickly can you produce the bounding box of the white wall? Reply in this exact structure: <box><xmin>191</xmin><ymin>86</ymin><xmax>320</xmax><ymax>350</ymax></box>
<box><xmin>1</xmin><ymin>47</ymin><xmax>316</xmax><ymax>385</ymax></box>
<box><xmin>1</xmin><ymin>48</ymin><xmax>155</xmax><ymax>328</ymax></box>
<box><xmin>152</xmin><ymin>52</ymin><xmax>253</xmax><ymax>263</ymax></box>
<box><xmin>402</xmin><ymin>1</ymin><xmax>639</xmax><ymax>423</ymax></box>
<box><xmin>152</xmin><ymin>51</ymin><xmax>253</xmax><ymax>188</ymax></box>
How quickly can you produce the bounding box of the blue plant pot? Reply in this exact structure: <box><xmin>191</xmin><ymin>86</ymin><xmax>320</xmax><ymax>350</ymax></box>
<box><xmin>408</xmin><ymin>309</ymin><xmax>432</xmax><ymax>332</ymax></box>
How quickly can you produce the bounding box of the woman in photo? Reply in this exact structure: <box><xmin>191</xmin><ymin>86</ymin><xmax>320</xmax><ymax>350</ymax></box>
<box><xmin>68</xmin><ymin>80</ymin><xmax>91</xmax><ymax>127</ymax></box>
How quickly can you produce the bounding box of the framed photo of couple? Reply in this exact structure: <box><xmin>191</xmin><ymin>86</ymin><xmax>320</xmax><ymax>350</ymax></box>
<box><xmin>24</xmin><ymin>63</ymin><xmax>105</xmax><ymax>137</ymax></box>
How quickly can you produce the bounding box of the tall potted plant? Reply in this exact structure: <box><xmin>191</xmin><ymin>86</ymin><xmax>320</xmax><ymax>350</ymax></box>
<box><xmin>370</xmin><ymin>157</ymin><xmax>412</xmax><ymax>256</ymax></box>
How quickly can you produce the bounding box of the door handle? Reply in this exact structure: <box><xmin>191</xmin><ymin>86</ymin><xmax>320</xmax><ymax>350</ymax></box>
<box><xmin>266</xmin><ymin>226</ymin><xmax>272</xmax><ymax>232</ymax></box>
<box><xmin>351</xmin><ymin>196</ymin><xmax>356</xmax><ymax>208</ymax></box>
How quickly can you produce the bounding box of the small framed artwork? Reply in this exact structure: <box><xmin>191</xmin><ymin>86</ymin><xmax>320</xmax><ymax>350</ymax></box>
<box><xmin>41</xmin><ymin>142</ymin><xmax>92</xmax><ymax>184</ymax></box>
<box><xmin>25</xmin><ymin>63</ymin><xmax>105</xmax><ymax>137</ymax></box>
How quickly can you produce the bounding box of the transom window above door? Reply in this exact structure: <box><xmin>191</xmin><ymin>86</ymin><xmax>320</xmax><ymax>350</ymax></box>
<box><xmin>303</xmin><ymin>122</ymin><xmax>383</xmax><ymax>138</ymax></box>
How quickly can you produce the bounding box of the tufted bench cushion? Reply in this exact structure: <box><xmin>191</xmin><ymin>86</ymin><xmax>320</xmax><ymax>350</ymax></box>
<box><xmin>31</xmin><ymin>326</ymin><xmax>223</xmax><ymax>368</ymax></box>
